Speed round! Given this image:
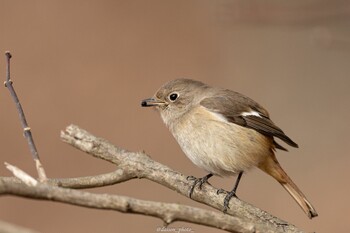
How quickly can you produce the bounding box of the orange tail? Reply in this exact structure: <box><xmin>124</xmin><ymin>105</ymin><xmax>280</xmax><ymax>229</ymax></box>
<box><xmin>259</xmin><ymin>154</ymin><xmax>318</xmax><ymax>219</ymax></box>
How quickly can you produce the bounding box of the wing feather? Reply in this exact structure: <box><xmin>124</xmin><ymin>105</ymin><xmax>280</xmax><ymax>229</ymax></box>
<box><xmin>200</xmin><ymin>90</ymin><xmax>298</xmax><ymax>149</ymax></box>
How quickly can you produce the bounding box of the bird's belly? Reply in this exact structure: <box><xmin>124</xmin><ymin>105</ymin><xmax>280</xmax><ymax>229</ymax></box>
<box><xmin>171</xmin><ymin>109</ymin><xmax>272</xmax><ymax>176</ymax></box>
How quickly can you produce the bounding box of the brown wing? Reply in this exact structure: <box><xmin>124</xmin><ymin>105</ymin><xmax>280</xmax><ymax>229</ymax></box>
<box><xmin>200</xmin><ymin>89</ymin><xmax>298</xmax><ymax>149</ymax></box>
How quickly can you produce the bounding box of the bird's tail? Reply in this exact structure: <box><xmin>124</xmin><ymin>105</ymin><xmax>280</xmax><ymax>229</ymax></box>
<box><xmin>259</xmin><ymin>154</ymin><xmax>318</xmax><ymax>219</ymax></box>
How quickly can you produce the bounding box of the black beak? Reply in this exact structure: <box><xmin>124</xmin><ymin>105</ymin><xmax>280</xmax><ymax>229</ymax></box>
<box><xmin>141</xmin><ymin>98</ymin><xmax>164</xmax><ymax>107</ymax></box>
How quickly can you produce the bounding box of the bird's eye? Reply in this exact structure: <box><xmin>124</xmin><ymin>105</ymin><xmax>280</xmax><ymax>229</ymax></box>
<box><xmin>169</xmin><ymin>92</ymin><xmax>179</xmax><ymax>102</ymax></box>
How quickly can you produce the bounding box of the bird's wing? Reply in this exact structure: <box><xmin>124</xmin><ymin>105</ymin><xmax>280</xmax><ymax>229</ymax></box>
<box><xmin>199</xmin><ymin>89</ymin><xmax>298</xmax><ymax>149</ymax></box>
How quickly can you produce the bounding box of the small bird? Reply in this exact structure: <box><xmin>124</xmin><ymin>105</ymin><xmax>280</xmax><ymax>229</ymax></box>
<box><xmin>141</xmin><ymin>79</ymin><xmax>318</xmax><ymax>219</ymax></box>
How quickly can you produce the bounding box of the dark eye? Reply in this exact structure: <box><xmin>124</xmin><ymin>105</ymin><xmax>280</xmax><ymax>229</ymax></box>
<box><xmin>169</xmin><ymin>93</ymin><xmax>179</xmax><ymax>102</ymax></box>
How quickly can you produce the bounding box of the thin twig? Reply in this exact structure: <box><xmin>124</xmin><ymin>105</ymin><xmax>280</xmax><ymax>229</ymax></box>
<box><xmin>4</xmin><ymin>52</ymin><xmax>47</xmax><ymax>182</ymax></box>
<box><xmin>4</xmin><ymin>162</ymin><xmax>38</xmax><ymax>186</ymax></box>
<box><xmin>49</xmin><ymin>168</ymin><xmax>134</xmax><ymax>188</ymax></box>
<box><xmin>1</xmin><ymin>168</ymin><xmax>134</xmax><ymax>189</ymax></box>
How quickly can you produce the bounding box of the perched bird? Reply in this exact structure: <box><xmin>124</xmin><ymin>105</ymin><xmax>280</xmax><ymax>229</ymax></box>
<box><xmin>141</xmin><ymin>79</ymin><xmax>318</xmax><ymax>218</ymax></box>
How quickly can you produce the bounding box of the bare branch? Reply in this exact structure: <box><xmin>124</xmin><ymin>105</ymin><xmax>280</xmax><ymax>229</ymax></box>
<box><xmin>60</xmin><ymin>125</ymin><xmax>304</xmax><ymax>233</ymax></box>
<box><xmin>4</xmin><ymin>162</ymin><xmax>38</xmax><ymax>186</ymax></box>
<box><xmin>0</xmin><ymin>168</ymin><xmax>134</xmax><ymax>189</ymax></box>
<box><xmin>49</xmin><ymin>168</ymin><xmax>134</xmax><ymax>188</ymax></box>
<box><xmin>0</xmin><ymin>124</ymin><xmax>305</xmax><ymax>232</ymax></box>
<box><xmin>0</xmin><ymin>179</ymin><xmax>264</xmax><ymax>233</ymax></box>
<box><xmin>4</xmin><ymin>52</ymin><xmax>47</xmax><ymax>182</ymax></box>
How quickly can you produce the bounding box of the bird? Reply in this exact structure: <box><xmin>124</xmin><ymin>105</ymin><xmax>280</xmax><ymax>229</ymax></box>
<box><xmin>141</xmin><ymin>78</ymin><xmax>318</xmax><ymax>219</ymax></box>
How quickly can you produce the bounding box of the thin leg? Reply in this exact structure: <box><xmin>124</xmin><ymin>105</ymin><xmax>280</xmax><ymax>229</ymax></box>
<box><xmin>222</xmin><ymin>172</ymin><xmax>243</xmax><ymax>212</ymax></box>
<box><xmin>187</xmin><ymin>173</ymin><xmax>213</xmax><ymax>198</ymax></box>
<box><xmin>232</xmin><ymin>171</ymin><xmax>243</xmax><ymax>193</ymax></box>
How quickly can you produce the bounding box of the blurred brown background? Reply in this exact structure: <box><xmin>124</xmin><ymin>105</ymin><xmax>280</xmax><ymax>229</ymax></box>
<box><xmin>0</xmin><ymin>1</ymin><xmax>349</xmax><ymax>232</ymax></box>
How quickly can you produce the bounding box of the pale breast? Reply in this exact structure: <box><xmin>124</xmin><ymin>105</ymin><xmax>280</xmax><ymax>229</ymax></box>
<box><xmin>170</xmin><ymin>106</ymin><xmax>273</xmax><ymax>176</ymax></box>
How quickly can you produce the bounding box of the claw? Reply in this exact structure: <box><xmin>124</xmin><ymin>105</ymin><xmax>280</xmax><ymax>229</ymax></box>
<box><xmin>223</xmin><ymin>190</ymin><xmax>238</xmax><ymax>213</ymax></box>
<box><xmin>187</xmin><ymin>174</ymin><xmax>213</xmax><ymax>198</ymax></box>
<box><xmin>216</xmin><ymin>188</ymin><xmax>227</xmax><ymax>195</ymax></box>
<box><xmin>186</xmin><ymin>175</ymin><xmax>197</xmax><ymax>181</ymax></box>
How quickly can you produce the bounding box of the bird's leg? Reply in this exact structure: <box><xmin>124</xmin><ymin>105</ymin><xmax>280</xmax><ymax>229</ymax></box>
<box><xmin>187</xmin><ymin>173</ymin><xmax>213</xmax><ymax>198</ymax></box>
<box><xmin>217</xmin><ymin>172</ymin><xmax>243</xmax><ymax>213</ymax></box>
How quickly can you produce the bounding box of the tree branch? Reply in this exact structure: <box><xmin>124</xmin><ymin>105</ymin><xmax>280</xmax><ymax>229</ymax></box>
<box><xmin>0</xmin><ymin>125</ymin><xmax>302</xmax><ymax>232</ymax></box>
<box><xmin>1</xmin><ymin>168</ymin><xmax>133</xmax><ymax>189</ymax></box>
<box><xmin>0</xmin><ymin>124</ymin><xmax>305</xmax><ymax>232</ymax></box>
<box><xmin>0</xmin><ymin>178</ymin><xmax>262</xmax><ymax>233</ymax></box>
<box><xmin>59</xmin><ymin>124</ymin><xmax>304</xmax><ymax>233</ymax></box>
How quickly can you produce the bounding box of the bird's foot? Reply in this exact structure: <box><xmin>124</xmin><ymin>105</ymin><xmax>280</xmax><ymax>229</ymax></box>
<box><xmin>187</xmin><ymin>174</ymin><xmax>212</xmax><ymax>198</ymax></box>
<box><xmin>216</xmin><ymin>188</ymin><xmax>238</xmax><ymax>213</ymax></box>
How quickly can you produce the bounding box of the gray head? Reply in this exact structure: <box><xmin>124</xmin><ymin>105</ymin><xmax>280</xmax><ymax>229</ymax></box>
<box><xmin>141</xmin><ymin>79</ymin><xmax>209</xmax><ymax>126</ymax></box>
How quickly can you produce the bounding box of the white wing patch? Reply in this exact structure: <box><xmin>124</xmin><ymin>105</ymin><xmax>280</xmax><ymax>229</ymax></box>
<box><xmin>208</xmin><ymin>111</ymin><xmax>229</xmax><ymax>123</ymax></box>
<box><xmin>205</xmin><ymin>108</ymin><xmax>262</xmax><ymax>123</ymax></box>
<box><xmin>241</xmin><ymin>110</ymin><xmax>262</xmax><ymax>118</ymax></box>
